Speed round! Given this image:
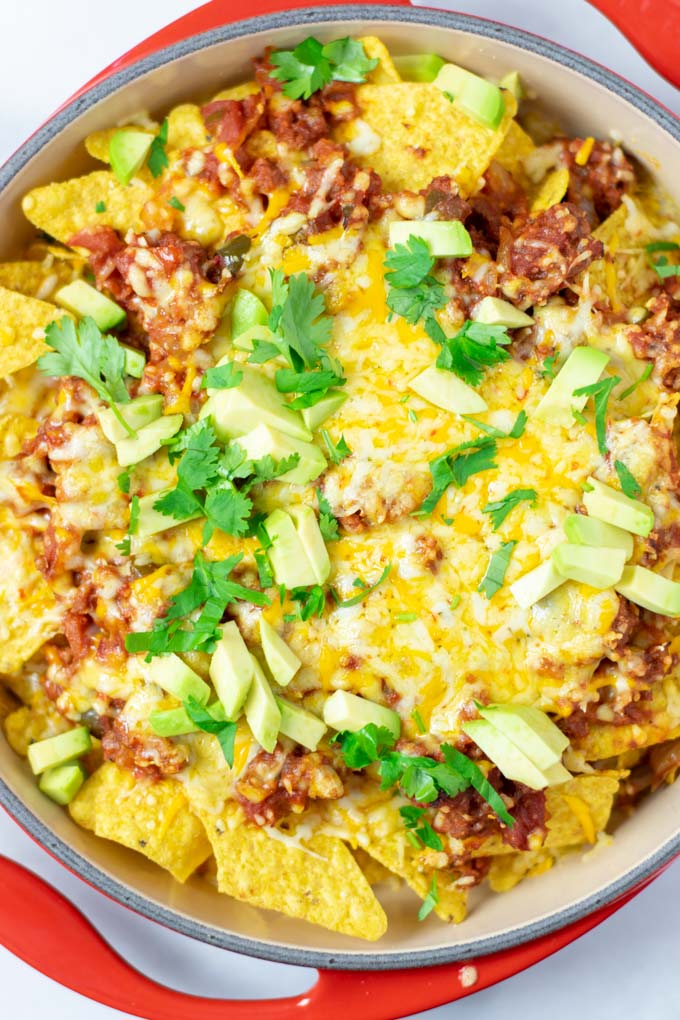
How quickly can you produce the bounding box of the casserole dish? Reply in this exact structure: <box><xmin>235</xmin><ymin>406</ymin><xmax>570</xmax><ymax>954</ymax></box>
<box><xmin>1</xmin><ymin>0</ymin><xmax>679</xmax><ymax>1014</ymax></box>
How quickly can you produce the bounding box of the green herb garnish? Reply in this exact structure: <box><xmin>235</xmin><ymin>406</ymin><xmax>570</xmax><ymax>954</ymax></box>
<box><xmin>317</xmin><ymin>488</ymin><xmax>339</xmax><ymax>541</ymax></box>
<box><xmin>95</xmin><ymin>200</ymin><xmax>106</xmax><ymax>213</ymax></box>
<box><xmin>478</xmin><ymin>540</ymin><xmax>516</xmax><ymax>599</ymax></box>
<box><xmin>168</xmin><ymin>196</ymin><xmax>185</xmax><ymax>211</ymax></box>
<box><xmin>614</xmin><ymin>460</ymin><xmax>642</xmax><ymax>499</ymax></box>
<box><xmin>184</xmin><ymin>695</ymin><xmax>237</xmax><ymax>765</ymax></box>
<box><xmin>482</xmin><ymin>488</ymin><xmax>537</xmax><ymax>530</ymax></box>
<box><xmin>433</xmin><ymin>319</ymin><xmax>511</xmax><ymax>387</ymax></box>
<box><xmin>646</xmin><ymin>240</ymin><xmax>680</xmax><ymax>278</ymax></box>
<box><xmin>418</xmin><ymin>875</ymin><xmax>439</xmax><ymax>921</ymax></box>
<box><xmin>270</xmin><ymin>36</ymin><xmax>378</xmax><ymax>100</ymax></box>
<box><xmin>147</xmin><ymin>119</ymin><xmax>169</xmax><ymax>178</ymax></box>
<box><xmin>619</xmin><ymin>362</ymin><xmax>652</xmax><ymax>400</ymax></box>
<box><xmin>417</xmin><ymin>438</ymin><xmax>498</xmax><ymax>516</ymax></box>
<box><xmin>201</xmin><ymin>362</ymin><xmax>244</xmax><ymax>390</ymax></box>
<box><xmin>573</xmin><ymin>375</ymin><xmax>621</xmax><ymax>455</ymax></box>
<box><xmin>331</xmin><ymin>564</ymin><xmax>391</xmax><ymax>607</ymax></box>
<box><xmin>321</xmin><ymin>429</ymin><xmax>352</xmax><ymax>464</ymax></box>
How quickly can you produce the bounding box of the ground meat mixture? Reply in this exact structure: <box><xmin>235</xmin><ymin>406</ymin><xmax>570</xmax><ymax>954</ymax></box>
<box><xmin>629</xmin><ymin>293</ymin><xmax>680</xmax><ymax>391</ymax></box>
<box><xmin>433</xmin><ymin>769</ymin><xmax>547</xmax><ymax>852</ymax></box>
<box><xmin>236</xmin><ymin>744</ymin><xmax>344</xmax><ymax>826</ymax></box>
<box><xmin>102</xmin><ymin>717</ymin><xmax>189</xmax><ymax>780</ymax></box>
<box><xmin>559</xmin><ymin>138</ymin><xmax>635</xmax><ymax>227</ymax></box>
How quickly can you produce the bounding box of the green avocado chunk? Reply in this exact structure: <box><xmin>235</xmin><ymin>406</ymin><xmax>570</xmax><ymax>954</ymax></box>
<box><xmin>509</xmin><ymin>560</ymin><xmax>564</xmax><ymax>609</ymax></box>
<box><xmin>121</xmin><ymin>344</ymin><xmax>146</xmax><ymax>379</ymax></box>
<box><xmin>149</xmin><ymin>701</ymin><xmax>227</xmax><ymax>737</ymax></box>
<box><xmin>209</xmin><ymin>621</ymin><xmax>255</xmax><ymax>717</ymax></box>
<box><xmin>115</xmin><ymin>414</ymin><xmax>183</xmax><ymax>467</ymax></box>
<box><xmin>288</xmin><ymin>505</ymin><xmax>331</xmax><ymax>585</ymax></box>
<box><xmin>551</xmin><ymin>542</ymin><xmax>626</xmax><ymax>589</ymax></box>
<box><xmin>264</xmin><ymin>509</ymin><xmax>319</xmax><ymax>588</ymax></box>
<box><xmin>433</xmin><ymin>63</ymin><xmax>506</xmax><ymax>129</ymax></box>
<box><xmin>534</xmin><ymin>347</ymin><xmax>610</xmax><ymax>427</ymax></box>
<box><xmin>134</xmin><ymin>489</ymin><xmax>202</xmax><ymax>539</ymax></box>
<box><xmin>478</xmin><ymin>703</ymin><xmax>569</xmax><ymax>770</ymax></box>
<box><xmin>615</xmin><ymin>565</ymin><xmax>680</xmax><ymax>617</ymax></box>
<box><xmin>392</xmin><ymin>53</ymin><xmax>445</xmax><ymax>82</ymax></box>
<box><xmin>38</xmin><ymin>761</ymin><xmax>87</xmax><ymax>805</ymax></box>
<box><xmin>563</xmin><ymin>513</ymin><xmax>634</xmax><ymax>558</ymax></box>
<box><xmin>96</xmin><ymin>393</ymin><xmax>163</xmax><ymax>444</ymax></box>
<box><xmin>201</xmin><ymin>366</ymin><xmax>311</xmax><ymax>442</ymax></box>
<box><xmin>260</xmin><ymin>617</ymin><xmax>301</xmax><ymax>687</ymax></box>
<box><xmin>55</xmin><ymin>280</ymin><xmax>126</xmax><ymax>332</ymax></box>
<box><xmin>109</xmin><ymin>129</ymin><xmax>154</xmax><ymax>186</ymax></box>
<box><xmin>388</xmin><ymin>219</ymin><xmax>472</xmax><ymax>258</ymax></box>
<box><xmin>462</xmin><ymin>718</ymin><xmax>570</xmax><ymax>789</ymax></box>
<box><xmin>275</xmin><ymin>697</ymin><xmax>327</xmax><ymax>751</ymax></box>
<box><xmin>322</xmin><ymin>690</ymin><xmax>401</xmax><ymax>741</ymax></box>
<box><xmin>231</xmin><ymin>288</ymin><xmax>269</xmax><ymax>339</ymax></box>
<box><xmin>473</xmin><ymin>296</ymin><xmax>533</xmax><ymax>329</ymax></box>
<box><xmin>244</xmin><ymin>655</ymin><xmax>281</xmax><ymax>753</ymax></box>
<box><xmin>144</xmin><ymin>653</ymin><xmax>210</xmax><ymax>705</ymax></box>
<box><xmin>409</xmin><ymin>365</ymin><xmax>487</xmax><ymax>414</ymax></box>
<box><xmin>300</xmin><ymin>391</ymin><xmax>347</xmax><ymax>432</ymax></box>
<box><xmin>582</xmin><ymin>477</ymin><xmax>654</xmax><ymax>538</ymax></box>
<box><xmin>27</xmin><ymin>727</ymin><xmax>92</xmax><ymax>776</ymax></box>
<box><xmin>498</xmin><ymin>70</ymin><xmax>523</xmax><ymax>100</ymax></box>
<box><xmin>236</xmin><ymin>424</ymin><xmax>326</xmax><ymax>486</ymax></box>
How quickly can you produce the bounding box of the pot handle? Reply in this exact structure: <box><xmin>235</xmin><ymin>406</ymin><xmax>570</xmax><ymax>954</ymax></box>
<box><xmin>587</xmin><ymin>0</ymin><xmax>680</xmax><ymax>90</ymax></box>
<box><xmin>0</xmin><ymin>855</ymin><xmax>657</xmax><ymax>1020</ymax></box>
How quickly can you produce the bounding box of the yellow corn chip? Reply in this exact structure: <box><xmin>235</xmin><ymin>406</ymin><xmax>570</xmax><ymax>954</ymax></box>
<box><xmin>0</xmin><ymin>260</ymin><xmax>76</xmax><ymax>301</ymax></box>
<box><xmin>488</xmin><ymin>847</ymin><xmax>559</xmax><ymax>893</ymax></box>
<box><xmin>3</xmin><ymin>700</ymin><xmax>70</xmax><ymax>756</ymax></box>
<box><xmin>84</xmin><ymin>126</ymin><xmax>151</xmax><ymax>164</ymax></box>
<box><xmin>358</xmin><ymin>36</ymin><xmax>402</xmax><ymax>83</ymax></box>
<box><xmin>22</xmin><ymin>170</ymin><xmax>152</xmax><ymax>244</ymax></box>
<box><xmin>69</xmin><ymin>762</ymin><xmax>212</xmax><ymax>883</ymax></box>
<box><xmin>589</xmin><ymin>198</ymin><xmax>661</xmax><ymax>309</ymax></box>
<box><xmin>0</xmin><ymin>512</ymin><xmax>61</xmax><ymax>672</ymax></box>
<box><xmin>86</xmin><ymin>106</ymin><xmax>207</xmax><ymax>165</ymax></box>
<box><xmin>212</xmin><ymin>82</ymin><xmax>259</xmax><ymax>102</ymax></box>
<box><xmin>0</xmin><ymin>413</ymin><xmax>38</xmax><ymax>459</ymax></box>
<box><xmin>530</xmin><ymin>166</ymin><xmax>570</xmax><ymax>213</ymax></box>
<box><xmin>334</xmin><ymin>83</ymin><xmax>516</xmax><ymax>195</ymax></box>
<box><xmin>495</xmin><ymin>121</ymin><xmax>535</xmax><ymax>186</ymax></box>
<box><xmin>0</xmin><ymin>286</ymin><xmax>61</xmax><ymax>376</ymax></box>
<box><xmin>193</xmin><ymin>801</ymin><xmax>387</xmax><ymax>940</ymax></box>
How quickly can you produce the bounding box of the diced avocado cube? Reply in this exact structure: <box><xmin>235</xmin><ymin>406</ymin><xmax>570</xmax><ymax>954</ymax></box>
<box><xmin>564</xmin><ymin>513</ymin><xmax>634</xmax><ymax>558</ymax></box>
<box><xmin>498</xmin><ymin>70</ymin><xmax>524</xmax><ymax>100</ymax></box>
<box><xmin>134</xmin><ymin>488</ymin><xmax>202</xmax><ymax>539</ymax></box>
<box><xmin>615</xmin><ymin>565</ymin><xmax>680</xmax><ymax>617</ymax></box>
<box><xmin>552</xmin><ymin>542</ymin><xmax>626</xmax><ymax>589</ymax></box>
<box><xmin>27</xmin><ymin>727</ymin><xmax>92</xmax><ymax>776</ymax></box>
<box><xmin>260</xmin><ymin>617</ymin><xmax>301</xmax><ymax>687</ymax></box>
<box><xmin>231</xmin><ymin>288</ymin><xmax>269</xmax><ymax>339</ymax></box>
<box><xmin>301</xmin><ymin>391</ymin><xmax>347</xmax><ymax>432</ymax></box>
<box><xmin>201</xmin><ymin>366</ymin><xmax>312</xmax><ymax>442</ymax></box>
<box><xmin>461</xmin><ymin>718</ymin><xmax>557</xmax><ymax>789</ymax></box>
<box><xmin>388</xmin><ymin>219</ymin><xmax>472</xmax><ymax>258</ymax></box>
<box><xmin>209</xmin><ymin>621</ymin><xmax>255</xmax><ymax>717</ymax></box>
<box><xmin>244</xmin><ymin>655</ymin><xmax>281</xmax><ymax>753</ymax></box>
<box><xmin>541</xmin><ymin>761</ymin><xmax>573</xmax><ymax>786</ymax></box>
<box><xmin>478</xmin><ymin>703</ymin><xmax>569</xmax><ymax>771</ymax></box>
<box><xmin>264</xmin><ymin>509</ymin><xmax>319</xmax><ymax>588</ymax></box>
<box><xmin>509</xmin><ymin>560</ymin><xmax>564</xmax><ymax>609</ymax></box>
<box><xmin>275</xmin><ymin>696</ymin><xmax>327</xmax><ymax>751</ymax></box>
<box><xmin>534</xmin><ymin>347</ymin><xmax>610</xmax><ymax>427</ymax></box>
<box><xmin>143</xmin><ymin>653</ymin><xmax>210</xmax><ymax>705</ymax></box>
<box><xmin>322</xmin><ymin>689</ymin><xmax>401</xmax><ymax>741</ymax></box>
<box><xmin>583</xmin><ymin>477</ymin><xmax>654</xmax><ymax>538</ymax></box>
<box><xmin>96</xmin><ymin>393</ymin><xmax>163</xmax><ymax>444</ymax></box>
<box><xmin>473</xmin><ymin>296</ymin><xmax>533</xmax><ymax>329</ymax></box>
<box><xmin>433</xmin><ymin>63</ymin><xmax>506</xmax><ymax>129</ymax></box>
<box><xmin>54</xmin><ymin>280</ymin><xmax>126</xmax><ymax>332</ymax></box>
<box><xmin>149</xmin><ymin>700</ymin><xmax>227</xmax><ymax>737</ymax></box>
<box><xmin>122</xmin><ymin>344</ymin><xmax>146</xmax><ymax>378</ymax></box>
<box><xmin>115</xmin><ymin>414</ymin><xmax>183</xmax><ymax>467</ymax></box>
<box><xmin>237</xmin><ymin>424</ymin><xmax>326</xmax><ymax>486</ymax></box>
<box><xmin>38</xmin><ymin>761</ymin><xmax>87</xmax><ymax>805</ymax></box>
<box><xmin>288</xmin><ymin>505</ymin><xmax>331</xmax><ymax>585</ymax></box>
<box><xmin>392</xmin><ymin>53</ymin><xmax>445</xmax><ymax>83</ymax></box>
<box><xmin>109</xmin><ymin>129</ymin><xmax>154</xmax><ymax>186</ymax></box>
<box><xmin>409</xmin><ymin>365</ymin><xmax>487</xmax><ymax>414</ymax></box>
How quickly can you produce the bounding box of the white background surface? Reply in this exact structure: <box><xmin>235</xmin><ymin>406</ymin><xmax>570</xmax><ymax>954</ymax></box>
<box><xmin>1</xmin><ymin>1</ymin><xmax>680</xmax><ymax>1017</ymax></box>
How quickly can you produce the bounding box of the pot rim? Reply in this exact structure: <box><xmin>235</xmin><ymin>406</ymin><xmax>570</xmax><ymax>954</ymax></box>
<box><xmin>2</xmin><ymin>4</ymin><xmax>679</xmax><ymax>971</ymax></box>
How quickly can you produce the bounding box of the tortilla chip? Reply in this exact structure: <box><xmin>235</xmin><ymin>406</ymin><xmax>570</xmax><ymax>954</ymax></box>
<box><xmin>589</xmin><ymin>198</ymin><xmax>660</xmax><ymax>309</ymax></box>
<box><xmin>358</xmin><ymin>36</ymin><xmax>402</xmax><ymax>83</ymax></box>
<box><xmin>495</xmin><ymin>121</ymin><xmax>535</xmax><ymax>186</ymax></box>
<box><xmin>69</xmin><ymin>762</ymin><xmax>211</xmax><ymax>882</ymax></box>
<box><xmin>352</xmin><ymin>847</ymin><xmax>397</xmax><ymax>887</ymax></box>
<box><xmin>22</xmin><ymin>170</ymin><xmax>152</xmax><ymax>244</ymax></box>
<box><xmin>0</xmin><ymin>286</ymin><xmax>61</xmax><ymax>376</ymax></box>
<box><xmin>335</xmin><ymin>83</ymin><xmax>516</xmax><ymax>195</ymax></box>
<box><xmin>531</xmin><ymin>167</ymin><xmax>570</xmax><ymax>213</ymax></box>
<box><xmin>488</xmin><ymin>847</ymin><xmax>559</xmax><ymax>892</ymax></box>
<box><xmin>0</xmin><ymin>513</ymin><xmax>60</xmax><ymax>672</ymax></box>
<box><xmin>576</xmin><ymin>672</ymin><xmax>680</xmax><ymax>760</ymax></box>
<box><xmin>86</xmin><ymin>106</ymin><xmax>207</xmax><ymax>165</ymax></box>
<box><xmin>193</xmin><ymin>801</ymin><xmax>387</xmax><ymax>940</ymax></box>
<box><xmin>0</xmin><ymin>260</ymin><xmax>76</xmax><ymax>301</ymax></box>
<box><xmin>3</xmin><ymin>697</ymin><xmax>70</xmax><ymax>757</ymax></box>
<box><xmin>212</xmin><ymin>82</ymin><xmax>259</xmax><ymax>102</ymax></box>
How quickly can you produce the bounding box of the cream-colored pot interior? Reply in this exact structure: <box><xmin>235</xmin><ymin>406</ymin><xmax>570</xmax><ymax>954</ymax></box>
<box><xmin>2</xmin><ymin>10</ymin><xmax>680</xmax><ymax>968</ymax></box>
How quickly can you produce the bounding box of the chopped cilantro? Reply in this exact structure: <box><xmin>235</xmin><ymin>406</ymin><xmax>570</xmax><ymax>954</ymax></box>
<box><xmin>478</xmin><ymin>540</ymin><xmax>516</xmax><ymax>599</ymax></box>
<box><xmin>614</xmin><ymin>460</ymin><xmax>642</xmax><ymax>499</ymax></box>
<box><xmin>316</xmin><ymin>488</ymin><xmax>339</xmax><ymax>541</ymax></box>
<box><xmin>384</xmin><ymin>236</ymin><xmax>435</xmax><ymax>289</ymax></box>
<box><xmin>115</xmin><ymin>494</ymin><xmax>139</xmax><ymax>555</ymax></box>
<box><xmin>508</xmin><ymin>410</ymin><xmax>528</xmax><ymax>438</ymax></box>
<box><xmin>572</xmin><ymin>407</ymin><xmax>588</xmax><ymax>425</ymax></box>
<box><xmin>268</xmin><ymin>270</ymin><xmax>332</xmax><ymax>370</ymax></box>
<box><xmin>396</xmin><ymin>612</ymin><xmax>418</xmax><ymax>623</ymax></box>
<box><xmin>331</xmin><ymin>564</ymin><xmax>391</xmax><ymax>608</ymax></box>
<box><xmin>646</xmin><ymin>240</ymin><xmax>680</xmax><ymax>278</ymax></box>
<box><xmin>254</xmin><ymin>548</ymin><xmax>274</xmax><ymax>589</ymax></box>
<box><xmin>434</xmin><ymin>319</ymin><xmax>511</xmax><ymax>387</ymax></box>
<box><xmin>619</xmin><ymin>362</ymin><xmax>652</xmax><ymax>400</ymax></box>
<box><xmin>482</xmin><ymin>488</ymin><xmax>537</xmax><ymax>530</ymax></box>
<box><xmin>384</xmin><ymin>237</ymin><xmax>446</xmax><ymax>326</ymax></box>
<box><xmin>450</xmin><ymin>594</ymin><xmax>461</xmax><ymax>610</ymax></box>
<box><xmin>201</xmin><ymin>362</ymin><xmax>244</xmax><ymax>390</ymax></box>
<box><xmin>284</xmin><ymin>584</ymin><xmax>326</xmax><ymax>621</ymax></box>
<box><xmin>184</xmin><ymin>696</ymin><xmax>237</xmax><ymax>765</ymax></box>
<box><xmin>168</xmin><ymin>196</ymin><xmax>185</xmax><ymax>211</ymax></box>
<box><xmin>417</xmin><ymin>438</ymin><xmax>498</xmax><ymax>516</ymax></box>
<box><xmin>270</xmin><ymin>36</ymin><xmax>377</xmax><ymax>100</ymax></box>
<box><xmin>117</xmin><ymin>469</ymin><xmax>131</xmax><ymax>494</ymax></box>
<box><xmin>37</xmin><ymin>316</ymin><xmax>134</xmax><ymax>436</ymax></box>
<box><xmin>540</xmin><ymin>354</ymin><xmax>558</xmax><ymax>379</ymax></box>
<box><xmin>276</xmin><ymin>366</ymin><xmax>345</xmax><ymax>408</ymax></box>
<box><xmin>94</xmin><ymin>200</ymin><xmax>106</xmax><ymax>213</ymax></box>
<box><xmin>147</xmin><ymin>119</ymin><xmax>169</xmax><ymax>178</ymax></box>
<box><xmin>321</xmin><ymin>429</ymin><xmax>351</xmax><ymax>464</ymax></box>
<box><xmin>418</xmin><ymin>875</ymin><xmax>439</xmax><ymax>921</ymax></box>
<box><xmin>399</xmin><ymin>806</ymin><xmax>443</xmax><ymax>851</ymax></box>
<box><xmin>573</xmin><ymin>375</ymin><xmax>621</xmax><ymax>455</ymax></box>
<box><xmin>411</xmin><ymin>708</ymin><xmax>426</xmax><ymax>734</ymax></box>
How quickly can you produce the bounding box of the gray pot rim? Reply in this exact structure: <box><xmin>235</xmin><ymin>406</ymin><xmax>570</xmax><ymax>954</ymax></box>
<box><xmin>1</xmin><ymin>3</ymin><xmax>679</xmax><ymax>973</ymax></box>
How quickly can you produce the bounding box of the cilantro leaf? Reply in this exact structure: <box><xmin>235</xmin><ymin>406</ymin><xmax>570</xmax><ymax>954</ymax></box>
<box><xmin>478</xmin><ymin>540</ymin><xmax>516</xmax><ymax>599</ymax></box>
<box><xmin>147</xmin><ymin>119</ymin><xmax>169</xmax><ymax>178</ymax></box>
<box><xmin>540</xmin><ymin>354</ymin><xmax>559</xmax><ymax>379</ymax></box>
<box><xmin>201</xmin><ymin>362</ymin><xmax>244</xmax><ymax>390</ymax></box>
<box><xmin>270</xmin><ymin>36</ymin><xmax>377</xmax><ymax>100</ymax></box>
<box><xmin>384</xmin><ymin>237</ymin><xmax>435</xmax><ymax>289</ymax></box>
<box><xmin>168</xmin><ymin>196</ymin><xmax>185</xmax><ymax>211</ymax></box>
<box><xmin>646</xmin><ymin>240</ymin><xmax>680</xmax><ymax>279</ymax></box>
<box><xmin>153</xmin><ymin>484</ymin><xmax>203</xmax><ymax>522</ymax></box>
<box><xmin>284</xmin><ymin>584</ymin><xmax>327</xmax><ymax>621</ymax></box>
<box><xmin>117</xmin><ymin>469</ymin><xmax>131</xmax><ymax>494</ymax></box>
<box><xmin>614</xmin><ymin>460</ymin><xmax>641</xmax><ymax>499</ymax></box>
<box><xmin>115</xmin><ymin>493</ymin><xmax>139</xmax><ymax>555</ymax></box>
<box><xmin>276</xmin><ymin>368</ymin><xmax>344</xmax><ymax>394</ymax></box>
<box><xmin>321</xmin><ymin>37</ymin><xmax>378</xmax><ymax>82</ymax></box>
<box><xmin>203</xmin><ymin>485</ymin><xmax>252</xmax><ymax>541</ymax></box>
<box><xmin>331</xmin><ymin>564</ymin><xmax>391</xmax><ymax>607</ymax></box>
<box><xmin>317</xmin><ymin>488</ymin><xmax>339</xmax><ymax>541</ymax></box>
<box><xmin>321</xmin><ymin>430</ymin><xmax>351</xmax><ymax>464</ymax></box>
<box><xmin>573</xmin><ymin>375</ymin><xmax>621</xmax><ymax>455</ymax></box>
<box><xmin>462</xmin><ymin>409</ymin><xmax>527</xmax><ymax>440</ymax></box>
<box><xmin>508</xmin><ymin>410</ymin><xmax>528</xmax><ymax>438</ymax></box>
<box><xmin>482</xmin><ymin>488</ymin><xmax>537</xmax><ymax>530</ymax></box>
<box><xmin>618</xmin><ymin>363</ymin><xmax>652</xmax><ymax>400</ymax></box>
<box><xmin>184</xmin><ymin>695</ymin><xmax>237</xmax><ymax>766</ymax></box>
<box><xmin>417</xmin><ymin>438</ymin><xmax>498</xmax><ymax>516</ymax></box>
<box><xmin>387</xmin><ymin>278</ymin><xmax>446</xmax><ymax>325</ymax></box>
<box><xmin>95</xmin><ymin>200</ymin><xmax>106</xmax><ymax>213</ymax></box>
<box><xmin>38</xmin><ymin>316</ymin><xmax>133</xmax><ymax>433</ymax></box>
<box><xmin>441</xmin><ymin>745</ymin><xmax>515</xmax><ymax>828</ymax></box>
<box><xmin>418</xmin><ymin>875</ymin><xmax>438</xmax><ymax>921</ymax></box>
<box><xmin>399</xmin><ymin>806</ymin><xmax>443</xmax><ymax>851</ymax></box>
<box><xmin>277</xmin><ymin>273</ymin><xmax>333</xmax><ymax>369</ymax></box>
<box><xmin>331</xmin><ymin>723</ymin><xmax>395</xmax><ymax>769</ymax></box>
<box><xmin>435</xmin><ymin>320</ymin><xmax>511</xmax><ymax>387</ymax></box>
<box><xmin>254</xmin><ymin>548</ymin><xmax>274</xmax><ymax>588</ymax></box>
